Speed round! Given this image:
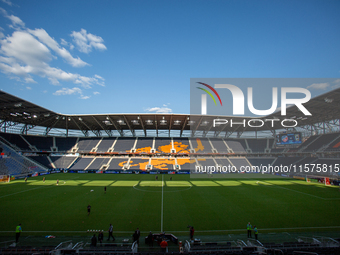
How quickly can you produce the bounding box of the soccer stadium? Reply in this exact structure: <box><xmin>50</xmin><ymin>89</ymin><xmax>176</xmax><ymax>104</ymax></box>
<box><xmin>0</xmin><ymin>88</ymin><xmax>340</xmax><ymax>255</ymax></box>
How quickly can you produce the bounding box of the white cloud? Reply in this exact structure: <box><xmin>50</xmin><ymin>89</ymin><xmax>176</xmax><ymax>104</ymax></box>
<box><xmin>80</xmin><ymin>95</ymin><xmax>90</xmax><ymax>99</ymax></box>
<box><xmin>1</xmin><ymin>0</ymin><xmax>13</xmax><ymax>6</ymax></box>
<box><xmin>71</xmin><ymin>29</ymin><xmax>107</xmax><ymax>53</ymax></box>
<box><xmin>332</xmin><ymin>79</ymin><xmax>340</xmax><ymax>89</ymax></box>
<box><xmin>0</xmin><ymin>9</ymin><xmax>105</xmax><ymax>91</ymax></box>
<box><xmin>29</xmin><ymin>28</ymin><xmax>88</xmax><ymax>67</ymax></box>
<box><xmin>53</xmin><ymin>87</ymin><xmax>82</xmax><ymax>96</ymax></box>
<box><xmin>24</xmin><ymin>77</ymin><xmax>36</xmax><ymax>83</ymax></box>
<box><xmin>53</xmin><ymin>87</ymin><xmax>90</xmax><ymax>99</ymax></box>
<box><xmin>26</xmin><ymin>86</ymin><xmax>31</xmax><ymax>90</ymax></box>
<box><xmin>306</xmin><ymin>83</ymin><xmax>329</xmax><ymax>90</ymax></box>
<box><xmin>61</xmin><ymin>38</ymin><xmax>75</xmax><ymax>52</ymax></box>
<box><xmin>0</xmin><ymin>8</ymin><xmax>24</xmax><ymax>28</ymax></box>
<box><xmin>145</xmin><ymin>106</ymin><xmax>173</xmax><ymax>113</ymax></box>
<box><xmin>60</xmin><ymin>38</ymin><xmax>68</xmax><ymax>46</ymax></box>
<box><xmin>93</xmin><ymin>91</ymin><xmax>100</xmax><ymax>95</ymax></box>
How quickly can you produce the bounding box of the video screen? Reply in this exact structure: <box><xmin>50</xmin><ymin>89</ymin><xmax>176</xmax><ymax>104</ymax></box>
<box><xmin>276</xmin><ymin>133</ymin><xmax>302</xmax><ymax>146</ymax></box>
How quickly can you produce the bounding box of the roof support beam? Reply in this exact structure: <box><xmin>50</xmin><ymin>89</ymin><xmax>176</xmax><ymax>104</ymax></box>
<box><xmin>123</xmin><ymin>115</ymin><xmax>135</xmax><ymax>136</ymax></box>
<box><xmin>180</xmin><ymin>117</ymin><xmax>188</xmax><ymax>137</ymax></box>
<box><xmin>106</xmin><ymin>116</ymin><xmax>123</xmax><ymax>136</ymax></box>
<box><xmin>91</xmin><ymin>115</ymin><xmax>111</xmax><ymax>137</ymax></box>
<box><xmin>139</xmin><ymin>115</ymin><xmax>146</xmax><ymax>137</ymax></box>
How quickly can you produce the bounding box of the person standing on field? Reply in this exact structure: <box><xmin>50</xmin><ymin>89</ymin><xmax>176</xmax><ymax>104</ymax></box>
<box><xmin>107</xmin><ymin>223</ymin><xmax>115</xmax><ymax>241</ymax></box>
<box><xmin>190</xmin><ymin>226</ymin><xmax>194</xmax><ymax>240</ymax></box>
<box><xmin>247</xmin><ymin>222</ymin><xmax>252</xmax><ymax>238</ymax></box>
<box><xmin>87</xmin><ymin>204</ymin><xmax>91</xmax><ymax>216</ymax></box>
<box><xmin>15</xmin><ymin>224</ymin><xmax>22</xmax><ymax>243</ymax></box>
<box><xmin>254</xmin><ymin>225</ymin><xmax>258</xmax><ymax>240</ymax></box>
<box><xmin>98</xmin><ymin>231</ymin><xmax>104</xmax><ymax>245</ymax></box>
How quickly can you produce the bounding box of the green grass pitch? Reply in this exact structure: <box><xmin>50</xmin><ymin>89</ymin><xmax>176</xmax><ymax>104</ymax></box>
<box><xmin>0</xmin><ymin>173</ymin><xmax>339</xmax><ymax>238</ymax></box>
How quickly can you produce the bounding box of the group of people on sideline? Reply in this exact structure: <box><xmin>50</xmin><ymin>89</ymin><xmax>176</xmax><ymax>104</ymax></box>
<box><xmin>247</xmin><ymin>222</ymin><xmax>259</xmax><ymax>240</ymax></box>
<box><xmin>15</xmin><ymin>222</ymin><xmax>258</xmax><ymax>248</ymax></box>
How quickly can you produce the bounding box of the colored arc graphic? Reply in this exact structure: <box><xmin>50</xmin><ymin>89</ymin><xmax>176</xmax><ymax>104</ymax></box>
<box><xmin>197</xmin><ymin>82</ymin><xmax>223</xmax><ymax>106</ymax></box>
<box><xmin>197</xmin><ymin>87</ymin><xmax>217</xmax><ymax>105</ymax></box>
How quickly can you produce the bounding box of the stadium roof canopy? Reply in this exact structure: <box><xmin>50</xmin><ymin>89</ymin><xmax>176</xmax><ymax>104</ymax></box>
<box><xmin>1</xmin><ymin>89</ymin><xmax>340</xmax><ymax>137</ymax></box>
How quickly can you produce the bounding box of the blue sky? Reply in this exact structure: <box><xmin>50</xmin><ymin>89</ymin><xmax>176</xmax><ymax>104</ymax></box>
<box><xmin>0</xmin><ymin>0</ymin><xmax>339</xmax><ymax>115</ymax></box>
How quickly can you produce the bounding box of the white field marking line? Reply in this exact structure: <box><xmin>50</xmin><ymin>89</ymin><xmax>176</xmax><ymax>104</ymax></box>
<box><xmin>0</xmin><ymin>177</ymin><xmax>80</xmax><ymax>199</ymax></box>
<box><xmin>161</xmin><ymin>174</ymin><xmax>164</xmax><ymax>233</ymax></box>
<box><xmin>256</xmin><ymin>180</ymin><xmax>340</xmax><ymax>200</ymax></box>
<box><xmin>1</xmin><ymin>226</ymin><xmax>339</xmax><ymax>234</ymax></box>
<box><xmin>164</xmin><ymin>226</ymin><xmax>340</xmax><ymax>233</ymax></box>
<box><xmin>0</xmin><ymin>184</ymin><xmax>55</xmax><ymax>199</ymax></box>
<box><xmin>132</xmin><ymin>183</ymin><xmax>192</xmax><ymax>193</ymax></box>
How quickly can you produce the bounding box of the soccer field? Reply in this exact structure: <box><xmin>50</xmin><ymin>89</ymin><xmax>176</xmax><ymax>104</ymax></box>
<box><xmin>0</xmin><ymin>173</ymin><xmax>339</xmax><ymax>238</ymax></box>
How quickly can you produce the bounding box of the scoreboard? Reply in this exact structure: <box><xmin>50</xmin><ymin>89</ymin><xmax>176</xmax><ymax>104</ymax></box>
<box><xmin>276</xmin><ymin>132</ymin><xmax>302</xmax><ymax>146</ymax></box>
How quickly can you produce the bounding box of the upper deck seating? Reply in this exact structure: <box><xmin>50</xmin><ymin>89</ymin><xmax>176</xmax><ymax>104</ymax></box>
<box><xmin>154</xmin><ymin>138</ymin><xmax>172</xmax><ymax>153</ymax></box>
<box><xmin>96</xmin><ymin>138</ymin><xmax>116</xmax><ymax>153</ymax></box>
<box><xmin>113</xmin><ymin>138</ymin><xmax>136</xmax><ymax>152</ymax></box>
<box><xmin>134</xmin><ymin>138</ymin><xmax>153</xmax><ymax>153</ymax></box>
<box><xmin>55</xmin><ymin>137</ymin><xmax>78</xmax><ymax>152</ymax></box>
<box><xmin>190</xmin><ymin>138</ymin><xmax>213</xmax><ymax>153</ymax></box>
<box><xmin>23</xmin><ymin>135</ymin><xmax>53</xmax><ymax>151</ymax></box>
<box><xmin>77</xmin><ymin>138</ymin><xmax>101</xmax><ymax>153</ymax></box>
<box><xmin>0</xmin><ymin>132</ymin><xmax>30</xmax><ymax>151</ymax></box>
<box><xmin>172</xmin><ymin>138</ymin><xmax>190</xmax><ymax>154</ymax></box>
<box><xmin>210</xmin><ymin>138</ymin><xmax>229</xmax><ymax>153</ymax></box>
<box><xmin>247</xmin><ymin>138</ymin><xmax>267</xmax><ymax>153</ymax></box>
<box><xmin>225</xmin><ymin>140</ymin><xmax>246</xmax><ymax>153</ymax></box>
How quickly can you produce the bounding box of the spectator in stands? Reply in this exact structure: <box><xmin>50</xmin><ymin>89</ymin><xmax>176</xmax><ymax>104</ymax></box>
<box><xmin>247</xmin><ymin>222</ymin><xmax>252</xmax><ymax>238</ymax></box>
<box><xmin>91</xmin><ymin>234</ymin><xmax>97</xmax><ymax>247</ymax></box>
<box><xmin>87</xmin><ymin>204</ymin><xmax>91</xmax><ymax>216</ymax></box>
<box><xmin>98</xmin><ymin>231</ymin><xmax>103</xmax><ymax>245</ymax></box>
<box><xmin>147</xmin><ymin>231</ymin><xmax>154</xmax><ymax>247</ymax></box>
<box><xmin>160</xmin><ymin>238</ymin><xmax>168</xmax><ymax>252</ymax></box>
<box><xmin>107</xmin><ymin>223</ymin><xmax>115</xmax><ymax>241</ymax></box>
<box><xmin>190</xmin><ymin>226</ymin><xmax>194</xmax><ymax>240</ymax></box>
<box><xmin>254</xmin><ymin>226</ymin><xmax>258</xmax><ymax>240</ymax></box>
<box><xmin>15</xmin><ymin>223</ymin><xmax>22</xmax><ymax>243</ymax></box>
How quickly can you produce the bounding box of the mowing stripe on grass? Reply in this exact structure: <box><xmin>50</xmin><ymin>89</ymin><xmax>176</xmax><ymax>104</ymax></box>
<box><xmin>0</xmin><ymin>184</ymin><xmax>54</xmax><ymax>199</ymax></box>
<box><xmin>0</xmin><ymin>177</ymin><xmax>80</xmax><ymax>199</ymax></box>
